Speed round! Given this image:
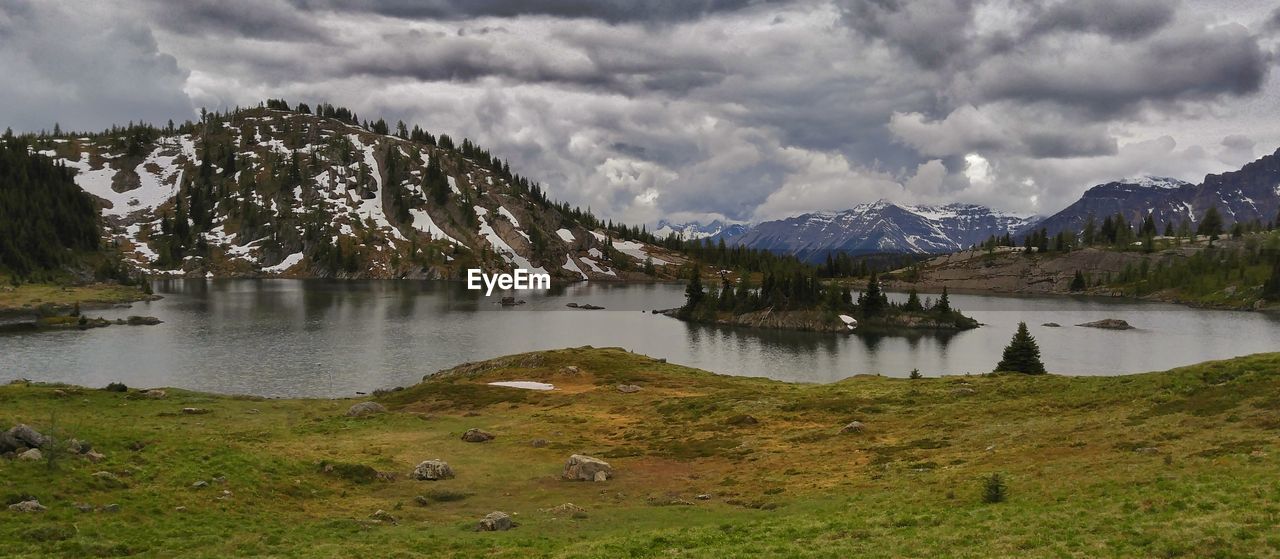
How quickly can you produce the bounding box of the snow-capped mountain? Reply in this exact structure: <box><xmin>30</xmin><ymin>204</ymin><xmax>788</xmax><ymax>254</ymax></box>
<box><xmin>29</xmin><ymin>103</ymin><xmax>681</xmax><ymax>280</ymax></box>
<box><xmin>652</xmin><ymin>219</ymin><xmax>748</xmax><ymax>241</ymax></box>
<box><xmin>1030</xmin><ymin>150</ymin><xmax>1280</xmax><ymax>237</ymax></box>
<box><xmin>1026</xmin><ymin>176</ymin><xmax>1196</xmax><ymax>237</ymax></box>
<box><xmin>726</xmin><ymin>201</ymin><xmax>1039</xmax><ymax>262</ymax></box>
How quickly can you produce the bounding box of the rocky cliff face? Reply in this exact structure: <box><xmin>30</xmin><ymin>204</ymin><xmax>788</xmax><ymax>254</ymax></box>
<box><xmin>1030</xmin><ymin>151</ymin><xmax>1280</xmax><ymax>237</ymax></box>
<box><xmin>31</xmin><ymin>106</ymin><xmax>682</xmax><ymax>280</ymax></box>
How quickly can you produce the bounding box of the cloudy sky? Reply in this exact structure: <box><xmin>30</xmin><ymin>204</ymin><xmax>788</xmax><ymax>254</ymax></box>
<box><xmin>3</xmin><ymin>0</ymin><xmax>1279</xmax><ymax>224</ymax></box>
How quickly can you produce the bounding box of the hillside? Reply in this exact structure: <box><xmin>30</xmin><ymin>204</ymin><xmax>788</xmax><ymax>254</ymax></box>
<box><xmin>3</xmin><ymin>347</ymin><xmax>1279</xmax><ymax>557</ymax></box>
<box><xmin>883</xmin><ymin>232</ymin><xmax>1280</xmax><ymax>311</ymax></box>
<box><xmin>26</xmin><ymin>103</ymin><xmax>685</xmax><ymax>281</ymax></box>
<box><xmin>723</xmin><ymin>201</ymin><xmax>1037</xmax><ymax>261</ymax></box>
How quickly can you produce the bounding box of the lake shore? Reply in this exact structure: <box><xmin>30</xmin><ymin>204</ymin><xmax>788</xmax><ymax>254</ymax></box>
<box><xmin>2</xmin><ymin>347</ymin><xmax>1277</xmax><ymax>557</ymax></box>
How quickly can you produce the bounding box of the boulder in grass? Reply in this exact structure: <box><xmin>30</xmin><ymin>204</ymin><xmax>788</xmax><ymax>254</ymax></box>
<box><xmin>18</xmin><ymin>448</ymin><xmax>43</xmax><ymax>461</ymax></box>
<box><xmin>411</xmin><ymin>460</ymin><xmax>455</xmax><ymax>481</ymax></box>
<box><xmin>7</xmin><ymin>424</ymin><xmax>50</xmax><ymax>449</ymax></box>
<box><xmin>8</xmin><ymin>500</ymin><xmax>45</xmax><ymax>513</ymax></box>
<box><xmin>562</xmin><ymin>454</ymin><xmax>612</xmax><ymax>482</ymax></box>
<box><xmin>461</xmin><ymin>428</ymin><xmax>494</xmax><ymax>443</ymax></box>
<box><xmin>840</xmin><ymin>421</ymin><xmax>866</xmax><ymax>434</ymax></box>
<box><xmin>478</xmin><ymin>511</ymin><xmax>513</xmax><ymax>531</ymax></box>
<box><xmin>345</xmin><ymin>402</ymin><xmax>387</xmax><ymax>417</ymax></box>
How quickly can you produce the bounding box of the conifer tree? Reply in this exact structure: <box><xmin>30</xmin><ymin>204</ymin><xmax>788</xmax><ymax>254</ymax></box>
<box><xmin>903</xmin><ymin>288</ymin><xmax>923</xmax><ymax>311</ymax></box>
<box><xmin>934</xmin><ymin>287</ymin><xmax>951</xmax><ymax>313</ymax></box>
<box><xmin>995</xmin><ymin>322</ymin><xmax>1046</xmax><ymax>374</ymax></box>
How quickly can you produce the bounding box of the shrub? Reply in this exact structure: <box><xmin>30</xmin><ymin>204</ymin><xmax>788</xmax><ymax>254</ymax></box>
<box><xmin>982</xmin><ymin>473</ymin><xmax>1006</xmax><ymax>504</ymax></box>
<box><xmin>104</xmin><ymin>382</ymin><xmax>128</xmax><ymax>392</ymax></box>
<box><xmin>909</xmin><ymin>368</ymin><xmax>923</xmax><ymax>380</ymax></box>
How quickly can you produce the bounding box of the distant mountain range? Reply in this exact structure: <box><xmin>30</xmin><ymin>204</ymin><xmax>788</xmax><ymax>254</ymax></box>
<box><xmin>683</xmin><ymin>148</ymin><xmax>1280</xmax><ymax>261</ymax></box>
<box><xmin>652</xmin><ymin>219</ymin><xmax>748</xmax><ymax>241</ymax></box>
<box><xmin>714</xmin><ymin>202</ymin><xmax>1038</xmax><ymax>262</ymax></box>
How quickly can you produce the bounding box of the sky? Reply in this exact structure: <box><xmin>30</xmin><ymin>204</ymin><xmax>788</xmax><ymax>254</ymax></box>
<box><xmin>2</xmin><ymin>0</ymin><xmax>1279</xmax><ymax>225</ymax></box>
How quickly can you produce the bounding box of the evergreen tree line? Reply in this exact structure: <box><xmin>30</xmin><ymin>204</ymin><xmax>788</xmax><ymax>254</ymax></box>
<box><xmin>0</xmin><ymin>136</ymin><xmax>101</xmax><ymax>279</ymax></box>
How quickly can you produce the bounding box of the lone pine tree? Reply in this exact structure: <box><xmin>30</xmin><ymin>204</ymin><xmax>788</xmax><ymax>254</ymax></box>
<box><xmin>995</xmin><ymin>322</ymin><xmax>1046</xmax><ymax>374</ymax></box>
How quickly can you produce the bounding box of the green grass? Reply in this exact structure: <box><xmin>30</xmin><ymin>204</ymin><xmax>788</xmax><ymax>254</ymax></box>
<box><xmin>0</xmin><ymin>276</ymin><xmax>149</xmax><ymax>313</ymax></box>
<box><xmin>2</xmin><ymin>347</ymin><xmax>1279</xmax><ymax>557</ymax></box>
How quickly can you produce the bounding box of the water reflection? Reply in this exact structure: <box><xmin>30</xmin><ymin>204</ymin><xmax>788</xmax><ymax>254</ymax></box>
<box><xmin>1</xmin><ymin>279</ymin><xmax>1277</xmax><ymax>397</ymax></box>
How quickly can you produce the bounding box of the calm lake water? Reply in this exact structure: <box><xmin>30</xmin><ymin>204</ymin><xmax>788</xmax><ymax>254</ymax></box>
<box><xmin>2</xmin><ymin>279</ymin><xmax>1278</xmax><ymax>397</ymax></box>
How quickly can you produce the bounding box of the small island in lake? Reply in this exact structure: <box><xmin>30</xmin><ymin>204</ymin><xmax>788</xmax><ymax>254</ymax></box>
<box><xmin>669</xmin><ymin>268</ymin><xmax>979</xmax><ymax>333</ymax></box>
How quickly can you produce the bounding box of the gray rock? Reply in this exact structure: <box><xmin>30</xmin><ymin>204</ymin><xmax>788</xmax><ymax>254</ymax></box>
<box><xmin>74</xmin><ymin>502</ymin><xmax>95</xmax><ymax>513</ymax></box>
<box><xmin>18</xmin><ymin>448</ymin><xmax>43</xmax><ymax>461</ymax></box>
<box><xmin>142</xmin><ymin>389</ymin><xmax>167</xmax><ymax>399</ymax></box>
<box><xmin>616</xmin><ymin>384</ymin><xmax>642</xmax><ymax>393</ymax></box>
<box><xmin>85</xmin><ymin>451</ymin><xmax>106</xmax><ymax>463</ymax></box>
<box><xmin>8</xmin><ymin>500</ymin><xmax>46</xmax><ymax>513</ymax></box>
<box><xmin>91</xmin><ymin>471</ymin><xmax>127</xmax><ymax>488</ymax></box>
<box><xmin>8</xmin><ymin>424</ymin><xmax>50</xmax><ymax>449</ymax></box>
<box><xmin>478</xmin><ymin>511</ymin><xmax>513</xmax><ymax>531</ymax></box>
<box><xmin>840</xmin><ymin>421</ymin><xmax>866</xmax><ymax>434</ymax></box>
<box><xmin>563</xmin><ymin>454</ymin><xmax>612</xmax><ymax>482</ymax></box>
<box><xmin>1077</xmin><ymin>319</ymin><xmax>1134</xmax><ymax>330</ymax></box>
<box><xmin>461</xmin><ymin>428</ymin><xmax>494</xmax><ymax>443</ymax></box>
<box><xmin>66</xmin><ymin>439</ymin><xmax>92</xmax><ymax>454</ymax></box>
<box><xmin>411</xmin><ymin>459</ymin><xmax>455</xmax><ymax>481</ymax></box>
<box><xmin>345</xmin><ymin>401</ymin><xmax>387</xmax><ymax>417</ymax></box>
<box><xmin>101</xmin><ymin>503</ymin><xmax>120</xmax><ymax>513</ymax></box>
<box><xmin>370</xmin><ymin>509</ymin><xmax>397</xmax><ymax>524</ymax></box>
<box><xmin>530</xmin><ymin>439</ymin><xmax>549</xmax><ymax>448</ymax></box>
<box><xmin>192</xmin><ymin>480</ymin><xmax>209</xmax><ymax>489</ymax></box>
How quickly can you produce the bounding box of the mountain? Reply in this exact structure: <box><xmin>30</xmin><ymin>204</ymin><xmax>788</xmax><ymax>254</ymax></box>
<box><xmin>26</xmin><ymin>103</ymin><xmax>683</xmax><ymax>281</ymax></box>
<box><xmin>652</xmin><ymin>219</ymin><xmax>748</xmax><ymax>241</ymax></box>
<box><xmin>726</xmin><ymin>201</ymin><xmax>1038</xmax><ymax>262</ymax></box>
<box><xmin>1030</xmin><ymin>150</ymin><xmax>1280</xmax><ymax>237</ymax></box>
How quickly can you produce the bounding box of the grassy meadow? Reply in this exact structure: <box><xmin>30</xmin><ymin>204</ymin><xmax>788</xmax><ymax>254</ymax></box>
<box><xmin>2</xmin><ymin>347</ymin><xmax>1278</xmax><ymax>557</ymax></box>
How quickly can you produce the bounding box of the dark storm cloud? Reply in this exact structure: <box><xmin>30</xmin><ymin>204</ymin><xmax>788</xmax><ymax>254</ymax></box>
<box><xmin>968</xmin><ymin>23</ymin><xmax>1270</xmax><ymax>116</ymax></box>
<box><xmin>1027</xmin><ymin>0</ymin><xmax>1174</xmax><ymax>40</ymax></box>
<box><xmin>287</xmin><ymin>0</ymin><xmax>783</xmax><ymax>24</ymax></box>
<box><xmin>839</xmin><ymin>0</ymin><xmax>976</xmax><ymax>70</ymax></box>
<box><xmin>2</xmin><ymin>0</ymin><xmax>1277</xmax><ymax>223</ymax></box>
<box><xmin>0</xmin><ymin>0</ymin><xmax>193</xmax><ymax>132</ymax></box>
<box><xmin>138</xmin><ymin>0</ymin><xmax>328</xmax><ymax>42</ymax></box>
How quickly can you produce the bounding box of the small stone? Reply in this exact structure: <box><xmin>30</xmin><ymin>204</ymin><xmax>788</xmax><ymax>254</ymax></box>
<box><xmin>74</xmin><ymin>502</ymin><xmax>95</xmax><ymax>513</ymax></box>
<box><xmin>8</xmin><ymin>500</ymin><xmax>46</xmax><ymax>513</ymax></box>
<box><xmin>345</xmin><ymin>401</ymin><xmax>387</xmax><ymax>417</ymax></box>
<box><xmin>478</xmin><ymin>511</ymin><xmax>513</xmax><ymax>531</ymax></box>
<box><xmin>91</xmin><ymin>471</ymin><xmax>127</xmax><ymax>488</ymax></box>
<box><xmin>53</xmin><ymin>389</ymin><xmax>68</xmax><ymax>397</ymax></box>
<box><xmin>411</xmin><ymin>459</ymin><xmax>455</xmax><ymax>481</ymax></box>
<box><xmin>840</xmin><ymin>421</ymin><xmax>866</xmax><ymax>434</ymax></box>
<box><xmin>18</xmin><ymin>448</ymin><xmax>43</xmax><ymax>461</ymax></box>
<box><xmin>181</xmin><ymin>407</ymin><xmax>211</xmax><ymax>415</ymax></box>
<box><xmin>175</xmin><ymin>506</ymin><xmax>187</xmax><ymax>513</ymax></box>
<box><xmin>696</xmin><ymin>494</ymin><xmax>711</xmax><ymax>500</ymax></box>
<box><xmin>616</xmin><ymin>384</ymin><xmax>642</xmax><ymax>393</ymax></box>
<box><xmin>370</xmin><ymin>509</ymin><xmax>398</xmax><ymax>524</ymax></box>
<box><xmin>542</xmin><ymin>503</ymin><xmax>586</xmax><ymax>516</ymax></box>
<box><xmin>461</xmin><ymin>428</ymin><xmax>495</xmax><ymax>443</ymax></box>
<box><xmin>562</xmin><ymin>366</ymin><xmax>580</xmax><ymax>374</ymax></box>
<box><xmin>1133</xmin><ymin>447</ymin><xmax>1160</xmax><ymax>454</ymax></box>
<box><xmin>101</xmin><ymin>503</ymin><xmax>120</xmax><ymax>513</ymax></box>
<box><xmin>192</xmin><ymin>480</ymin><xmax>209</xmax><ymax>489</ymax></box>
<box><xmin>85</xmin><ymin>451</ymin><xmax>106</xmax><ymax>463</ymax></box>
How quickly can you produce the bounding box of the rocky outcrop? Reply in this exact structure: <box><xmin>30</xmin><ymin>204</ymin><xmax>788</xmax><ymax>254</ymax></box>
<box><xmin>563</xmin><ymin>454</ymin><xmax>612</xmax><ymax>482</ymax></box>
<box><xmin>1077</xmin><ymin>319</ymin><xmax>1134</xmax><ymax>330</ymax></box>
<box><xmin>345</xmin><ymin>401</ymin><xmax>387</xmax><ymax>417</ymax></box>
<box><xmin>411</xmin><ymin>460</ymin><xmax>455</xmax><ymax>481</ymax></box>
<box><xmin>8</xmin><ymin>500</ymin><xmax>46</xmax><ymax>513</ymax></box>
<box><xmin>2</xmin><ymin>424</ymin><xmax>50</xmax><ymax>451</ymax></box>
<box><xmin>461</xmin><ymin>428</ymin><xmax>495</xmax><ymax>443</ymax></box>
<box><xmin>840</xmin><ymin>421</ymin><xmax>866</xmax><ymax>434</ymax></box>
<box><xmin>478</xmin><ymin>511</ymin><xmax>513</xmax><ymax>531</ymax></box>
